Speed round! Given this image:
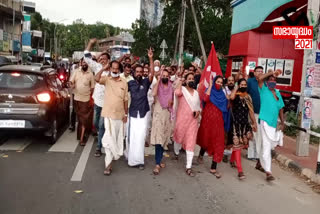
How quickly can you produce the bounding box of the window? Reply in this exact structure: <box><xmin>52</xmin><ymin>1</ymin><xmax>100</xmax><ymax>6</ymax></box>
<box><xmin>0</xmin><ymin>71</ymin><xmax>43</xmax><ymax>89</ymax></box>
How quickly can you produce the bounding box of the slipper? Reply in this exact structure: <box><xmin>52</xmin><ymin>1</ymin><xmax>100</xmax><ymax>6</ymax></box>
<box><xmin>186</xmin><ymin>168</ymin><xmax>195</xmax><ymax>177</ymax></box>
<box><xmin>104</xmin><ymin>168</ymin><xmax>112</xmax><ymax>176</ymax></box>
<box><xmin>197</xmin><ymin>156</ymin><xmax>204</xmax><ymax>164</ymax></box>
<box><xmin>210</xmin><ymin>170</ymin><xmax>222</xmax><ymax>179</ymax></box>
<box><xmin>94</xmin><ymin>150</ymin><xmax>102</xmax><ymax>157</ymax></box>
<box><xmin>238</xmin><ymin>172</ymin><xmax>246</xmax><ymax>180</ymax></box>
<box><xmin>153</xmin><ymin>166</ymin><xmax>160</xmax><ymax>175</ymax></box>
<box><xmin>266</xmin><ymin>174</ymin><xmax>275</xmax><ymax>181</ymax></box>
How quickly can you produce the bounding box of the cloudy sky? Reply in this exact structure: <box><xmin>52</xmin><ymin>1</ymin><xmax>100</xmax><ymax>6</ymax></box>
<box><xmin>32</xmin><ymin>0</ymin><xmax>141</xmax><ymax>28</ymax></box>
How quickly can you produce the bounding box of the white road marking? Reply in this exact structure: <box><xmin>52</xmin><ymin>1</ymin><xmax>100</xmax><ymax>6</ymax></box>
<box><xmin>0</xmin><ymin>138</ymin><xmax>31</xmax><ymax>151</ymax></box>
<box><xmin>48</xmin><ymin>130</ymin><xmax>78</xmax><ymax>153</ymax></box>
<box><xmin>70</xmin><ymin>137</ymin><xmax>94</xmax><ymax>182</ymax></box>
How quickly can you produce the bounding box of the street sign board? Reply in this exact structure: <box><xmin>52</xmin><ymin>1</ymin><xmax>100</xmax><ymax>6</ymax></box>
<box><xmin>160</xmin><ymin>39</ymin><xmax>168</xmax><ymax>49</ymax></box>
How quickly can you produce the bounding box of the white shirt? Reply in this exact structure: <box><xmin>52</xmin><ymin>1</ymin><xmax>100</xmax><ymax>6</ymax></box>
<box><xmin>84</xmin><ymin>50</ymin><xmax>108</xmax><ymax>107</ymax></box>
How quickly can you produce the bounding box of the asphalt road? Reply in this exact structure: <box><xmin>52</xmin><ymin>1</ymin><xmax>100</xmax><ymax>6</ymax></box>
<box><xmin>0</xmin><ymin>129</ymin><xmax>319</xmax><ymax>214</ymax></box>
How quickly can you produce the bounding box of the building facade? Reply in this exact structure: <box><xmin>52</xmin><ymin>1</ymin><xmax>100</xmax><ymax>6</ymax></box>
<box><xmin>140</xmin><ymin>0</ymin><xmax>165</xmax><ymax>28</ymax></box>
<box><xmin>0</xmin><ymin>0</ymin><xmax>24</xmax><ymax>57</ymax></box>
<box><xmin>98</xmin><ymin>32</ymin><xmax>135</xmax><ymax>59</ymax></box>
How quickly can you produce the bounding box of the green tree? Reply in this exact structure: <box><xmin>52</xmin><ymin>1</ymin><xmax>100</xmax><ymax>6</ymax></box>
<box><xmin>132</xmin><ymin>0</ymin><xmax>232</xmax><ymax>61</ymax></box>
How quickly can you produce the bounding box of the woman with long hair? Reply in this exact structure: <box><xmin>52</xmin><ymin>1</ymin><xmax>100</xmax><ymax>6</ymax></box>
<box><xmin>229</xmin><ymin>78</ymin><xmax>257</xmax><ymax>180</ymax></box>
<box><xmin>150</xmin><ymin>69</ymin><xmax>174</xmax><ymax>175</ymax></box>
<box><xmin>173</xmin><ymin>72</ymin><xmax>201</xmax><ymax>177</ymax></box>
<box><xmin>197</xmin><ymin>75</ymin><xmax>230</xmax><ymax>178</ymax></box>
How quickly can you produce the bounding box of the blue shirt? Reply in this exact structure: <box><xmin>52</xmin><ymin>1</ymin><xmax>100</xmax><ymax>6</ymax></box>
<box><xmin>259</xmin><ymin>83</ymin><xmax>284</xmax><ymax>128</ymax></box>
<box><xmin>247</xmin><ymin>77</ymin><xmax>260</xmax><ymax>114</ymax></box>
<box><xmin>128</xmin><ymin>78</ymin><xmax>152</xmax><ymax>118</ymax></box>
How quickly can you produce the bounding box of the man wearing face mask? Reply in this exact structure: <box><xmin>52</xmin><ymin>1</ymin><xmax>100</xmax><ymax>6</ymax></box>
<box><xmin>85</xmin><ymin>38</ymin><xmax>111</xmax><ymax>157</ymax></box>
<box><xmin>222</xmin><ymin>76</ymin><xmax>235</xmax><ymax>162</ymax></box>
<box><xmin>257</xmin><ymin>70</ymin><xmax>285</xmax><ymax>181</ymax></box>
<box><xmin>95</xmin><ymin>60</ymin><xmax>129</xmax><ymax>175</ymax></box>
<box><xmin>69</xmin><ymin>59</ymin><xmax>95</xmax><ymax>146</ymax></box>
<box><xmin>126</xmin><ymin>48</ymin><xmax>155</xmax><ymax>170</ymax></box>
<box><xmin>247</xmin><ymin>66</ymin><xmax>263</xmax><ymax>161</ymax></box>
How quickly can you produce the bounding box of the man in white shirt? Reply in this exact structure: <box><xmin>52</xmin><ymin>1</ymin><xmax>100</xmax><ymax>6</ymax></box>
<box><xmin>84</xmin><ymin>38</ymin><xmax>110</xmax><ymax>157</ymax></box>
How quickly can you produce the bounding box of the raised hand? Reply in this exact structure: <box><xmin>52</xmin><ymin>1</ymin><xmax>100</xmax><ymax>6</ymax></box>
<box><xmin>147</xmin><ymin>47</ymin><xmax>153</xmax><ymax>59</ymax></box>
<box><xmin>89</xmin><ymin>38</ymin><xmax>97</xmax><ymax>45</ymax></box>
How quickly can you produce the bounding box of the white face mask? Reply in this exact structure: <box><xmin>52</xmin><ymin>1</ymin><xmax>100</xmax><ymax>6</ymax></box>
<box><xmin>154</xmin><ymin>66</ymin><xmax>160</xmax><ymax>72</ymax></box>
<box><xmin>170</xmin><ymin>75</ymin><xmax>175</xmax><ymax>81</ymax></box>
<box><xmin>111</xmin><ymin>72</ymin><xmax>120</xmax><ymax>78</ymax></box>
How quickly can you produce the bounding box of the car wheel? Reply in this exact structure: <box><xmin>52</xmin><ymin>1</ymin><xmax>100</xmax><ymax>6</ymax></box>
<box><xmin>49</xmin><ymin>118</ymin><xmax>58</xmax><ymax>144</ymax></box>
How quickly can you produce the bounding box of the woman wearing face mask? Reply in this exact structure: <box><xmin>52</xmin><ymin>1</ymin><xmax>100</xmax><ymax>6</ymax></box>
<box><xmin>257</xmin><ymin>70</ymin><xmax>285</xmax><ymax>181</ymax></box>
<box><xmin>197</xmin><ymin>75</ymin><xmax>230</xmax><ymax>178</ymax></box>
<box><xmin>229</xmin><ymin>78</ymin><xmax>257</xmax><ymax>180</ymax></box>
<box><xmin>173</xmin><ymin>73</ymin><xmax>201</xmax><ymax>177</ymax></box>
<box><xmin>150</xmin><ymin>69</ymin><xmax>174</xmax><ymax>175</ymax></box>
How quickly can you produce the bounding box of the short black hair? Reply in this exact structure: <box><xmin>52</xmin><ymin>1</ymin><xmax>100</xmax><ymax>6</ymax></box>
<box><xmin>134</xmin><ymin>65</ymin><xmax>143</xmax><ymax>72</ymax></box>
<box><xmin>124</xmin><ymin>57</ymin><xmax>131</xmax><ymax>61</ymax></box>
<box><xmin>144</xmin><ymin>63</ymin><xmax>149</xmax><ymax>67</ymax></box>
<box><xmin>100</xmin><ymin>52</ymin><xmax>111</xmax><ymax>60</ymax></box>
<box><xmin>111</xmin><ymin>60</ymin><xmax>121</xmax><ymax>68</ymax></box>
<box><xmin>254</xmin><ymin>66</ymin><xmax>263</xmax><ymax>71</ymax></box>
<box><xmin>124</xmin><ymin>63</ymin><xmax>131</xmax><ymax>69</ymax></box>
<box><xmin>171</xmin><ymin>65</ymin><xmax>177</xmax><ymax>70</ymax></box>
<box><xmin>238</xmin><ymin>78</ymin><xmax>247</xmax><ymax>86</ymax></box>
<box><xmin>185</xmin><ymin>72</ymin><xmax>194</xmax><ymax>80</ymax></box>
<box><xmin>189</xmin><ymin>65</ymin><xmax>196</xmax><ymax>70</ymax></box>
<box><xmin>249</xmin><ymin>72</ymin><xmax>255</xmax><ymax>78</ymax></box>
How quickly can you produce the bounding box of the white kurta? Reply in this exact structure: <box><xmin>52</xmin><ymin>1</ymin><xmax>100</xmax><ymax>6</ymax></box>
<box><xmin>127</xmin><ymin>112</ymin><xmax>148</xmax><ymax>166</ymax></box>
<box><xmin>102</xmin><ymin>118</ymin><xmax>124</xmax><ymax>167</ymax></box>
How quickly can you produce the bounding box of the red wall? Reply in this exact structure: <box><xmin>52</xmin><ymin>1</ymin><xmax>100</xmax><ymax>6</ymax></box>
<box><xmin>226</xmin><ymin>31</ymin><xmax>304</xmax><ymax>92</ymax></box>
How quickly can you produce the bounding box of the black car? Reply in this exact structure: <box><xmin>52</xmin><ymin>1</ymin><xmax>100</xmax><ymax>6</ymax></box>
<box><xmin>0</xmin><ymin>65</ymin><xmax>70</xmax><ymax>143</ymax></box>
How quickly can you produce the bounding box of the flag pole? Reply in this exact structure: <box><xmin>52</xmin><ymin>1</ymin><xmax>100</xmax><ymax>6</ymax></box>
<box><xmin>190</xmin><ymin>0</ymin><xmax>207</xmax><ymax>63</ymax></box>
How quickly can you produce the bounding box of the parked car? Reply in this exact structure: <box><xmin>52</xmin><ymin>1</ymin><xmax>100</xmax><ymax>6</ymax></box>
<box><xmin>0</xmin><ymin>56</ymin><xmax>12</xmax><ymax>67</ymax></box>
<box><xmin>0</xmin><ymin>65</ymin><xmax>70</xmax><ymax>143</ymax></box>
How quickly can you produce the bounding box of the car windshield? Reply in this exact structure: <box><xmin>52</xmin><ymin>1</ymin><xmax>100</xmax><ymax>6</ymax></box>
<box><xmin>0</xmin><ymin>71</ymin><xmax>44</xmax><ymax>89</ymax></box>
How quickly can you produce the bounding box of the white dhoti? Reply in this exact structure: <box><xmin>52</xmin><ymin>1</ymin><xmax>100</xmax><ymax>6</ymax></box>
<box><xmin>248</xmin><ymin>114</ymin><xmax>260</xmax><ymax>159</ymax></box>
<box><xmin>258</xmin><ymin>120</ymin><xmax>283</xmax><ymax>173</ymax></box>
<box><xmin>102</xmin><ymin>118</ymin><xmax>124</xmax><ymax>168</ymax></box>
<box><xmin>127</xmin><ymin>113</ymin><xmax>148</xmax><ymax>166</ymax></box>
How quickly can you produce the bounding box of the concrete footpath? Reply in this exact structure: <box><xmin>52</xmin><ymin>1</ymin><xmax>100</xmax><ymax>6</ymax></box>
<box><xmin>273</xmin><ymin>136</ymin><xmax>320</xmax><ymax>185</ymax></box>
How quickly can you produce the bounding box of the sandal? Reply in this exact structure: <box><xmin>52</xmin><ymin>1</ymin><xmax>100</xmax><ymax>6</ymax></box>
<box><xmin>171</xmin><ymin>154</ymin><xmax>179</xmax><ymax>161</ymax></box>
<box><xmin>266</xmin><ymin>174</ymin><xmax>275</xmax><ymax>181</ymax></box>
<box><xmin>94</xmin><ymin>150</ymin><xmax>102</xmax><ymax>157</ymax></box>
<box><xmin>238</xmin><ymin>172</ymin><xmax>246</xmax><ymax>180</ymax></box>
<box><xmin>197</xmin><ymin>156</ymin><xmax>204</xmax><ymax>164</ymax></box>
<box><xmin>80</xmin><ymin>141</ymin><xmax>86</xmax><ymax>146</ymax></box>
<box><xmin>186</xmin><ymin>168</ymin><xmax>195</xmax><ymax>177</ymax></box>
<box><xmin>104</xmin><ymin>167</ymin><xmax>112</xmax><ymax>176</ymax></box>
<box><xmin>255</xmin><ymin>163</ymin><xmax>265</xmax><ymax>173</ymax></box>
<box><xmin>230</xmin><ymin>162</ymin><xmax>236</xmax><ymax>168</ymax></box>
<box><xmin>210</xmin><ymin>169</ymin><xmax>222</xmax><ymax>179</ymax></box>
<box><xmin>153</xmin><ymin>165</ymin><xmax>161</xmax><ymax>175</ymax></box>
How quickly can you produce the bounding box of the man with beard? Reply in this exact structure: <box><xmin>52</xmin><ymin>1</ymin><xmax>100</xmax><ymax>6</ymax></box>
<box><xmin>126</xmin><ymin>48</ymin><xmax>154</xmax><ymax>170</ymax></box>
<box><xmin>69</xmin><ymin>58</ymin><xmax>95</xmax><ymax>146</ymax></box>
<box><xmin>85</xmin><ymin>38</ymin><xmax>111</xmax><ymax>157</ymax></box>
<box><xmin>96</xmin><ymin>60</ymin><xmax>128</xmax><ymax>175</ymax></box>
<box><xmin>222</xmin><ymin>76</ymin><xmax>235</xmax><ymax>162</ymax></box>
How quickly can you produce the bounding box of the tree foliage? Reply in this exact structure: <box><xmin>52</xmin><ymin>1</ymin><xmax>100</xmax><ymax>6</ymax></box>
<box><xmin>30</xmin><ymin>13</ymin><xmax>125</xmax><ymax>57</ymax></box>
<box><xmin>132</xmin><ymin>0</ymin><xmax>232</xmax><ymax>63</ymax></box>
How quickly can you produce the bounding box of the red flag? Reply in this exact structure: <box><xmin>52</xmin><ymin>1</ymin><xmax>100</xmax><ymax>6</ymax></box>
<box><xmin>198</xmin><ymin>43</ymin><xmax>222</xmax><ymax>103</ymax></box>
